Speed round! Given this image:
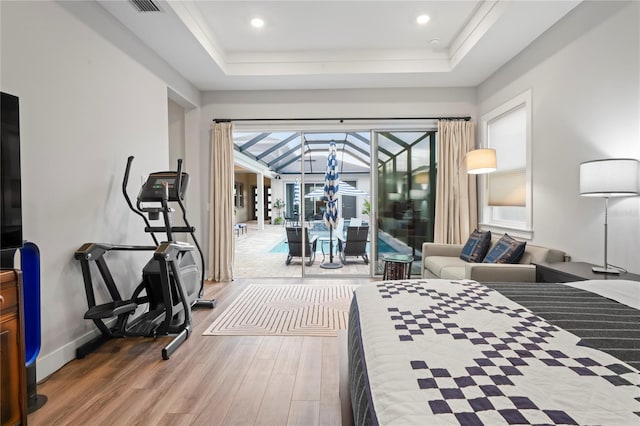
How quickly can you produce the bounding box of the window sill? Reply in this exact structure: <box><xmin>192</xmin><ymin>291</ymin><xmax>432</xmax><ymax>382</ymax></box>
<box><xmin>478</xmin><ymin>223</ymin><xmax>533</xmax><ymax>240</ymax></box>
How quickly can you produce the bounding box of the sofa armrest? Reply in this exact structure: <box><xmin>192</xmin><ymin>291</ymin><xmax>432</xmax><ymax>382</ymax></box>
<box><xmin>465</xmin><ymin>263</ymin><xmax>536</xmax><ymax>283</ymax></box>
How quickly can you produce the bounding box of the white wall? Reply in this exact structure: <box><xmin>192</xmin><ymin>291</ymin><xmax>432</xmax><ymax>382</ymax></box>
<box><xmin>1</xmin><ymin>1</ymin><xmax>172</xmax><ymax>378</ymax></box>
<box><xmin>168</xmin><ymin>98</ymin><xmax>186</xmax><ymax>167</ymax></box>
<box><xmin>233</xmin><ymin>173</ymin><xmax>253</xmax><ymax>223</ymax></box>
<box><xmin>477</xmin><ymin>1</ymin><xmax>640</xmax><ymax>273</ymax></box>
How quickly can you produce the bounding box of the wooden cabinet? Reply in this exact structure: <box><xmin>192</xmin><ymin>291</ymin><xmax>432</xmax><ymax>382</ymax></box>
<box><xmin>1</xmin><ymin>270</ymin><xmax>27</xmax><ymax>426</ymax></box>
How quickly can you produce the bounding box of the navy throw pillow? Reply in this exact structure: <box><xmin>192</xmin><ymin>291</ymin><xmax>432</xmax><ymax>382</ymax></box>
<box><xmin>460</xmin><ymin>229</ymin><xmax>492</xmax><ymax>263</ymax></box>
<box><xmin>482</xmin><ymin>234</ymin><xmax>526</xmax><ymax>264</ymax></box>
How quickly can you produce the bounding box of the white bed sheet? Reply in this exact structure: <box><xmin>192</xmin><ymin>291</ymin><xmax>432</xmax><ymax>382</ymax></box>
<box><xmin>563</xmin><ymin>279</ymin><xmax>640</xmax><ymax>309</ymax></box>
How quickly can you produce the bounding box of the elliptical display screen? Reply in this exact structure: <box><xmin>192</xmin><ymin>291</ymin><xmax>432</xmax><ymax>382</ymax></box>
<box><xmin>139</xmin><ymin>172</ymin><xmax>189</xmax><ymax>202</ymax></box>
<box><xmin>151</xmin><ymin>177</ymin><xmax>175</xmax><ymax>190</ymax></box>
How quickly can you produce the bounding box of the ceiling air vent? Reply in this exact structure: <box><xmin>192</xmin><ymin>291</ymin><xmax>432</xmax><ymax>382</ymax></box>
<box><xmin>130</xmin><ymin>0</ymin><xmax>161</xmax><ymax>12</ymax></box>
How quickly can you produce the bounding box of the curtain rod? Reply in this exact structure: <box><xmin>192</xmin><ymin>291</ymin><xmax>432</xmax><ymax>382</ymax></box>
<box><xmin>213</xmin><ymin>116</ymin><xmax>471</xmax><ymax>123</ymax></box>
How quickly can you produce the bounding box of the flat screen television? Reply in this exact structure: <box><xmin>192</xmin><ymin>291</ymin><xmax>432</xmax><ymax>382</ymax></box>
<box><xmin>1</xmin><ymin>92</ymin><xmax>23</xmax><ymax>251</ymax></box>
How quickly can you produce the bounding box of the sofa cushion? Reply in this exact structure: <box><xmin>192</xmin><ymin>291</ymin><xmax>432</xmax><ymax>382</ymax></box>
<box><xmin>424</xmin><ymin>256</ymin><xmax>468</xmax><ymax>277</ymax></box>
<box><xmin>483</xmin><ymin>234</ymin><xmax>526</xmax><ymax>264</ymax></box>
<box><xmin>440</xmin><ymin>266</ymin><xmax>465</xmax><ymax>280</ymax></box>
<box><xmin>460</xmin><ymin>229</ymin><xmax>491</xmax><ymax>263</ymax></box>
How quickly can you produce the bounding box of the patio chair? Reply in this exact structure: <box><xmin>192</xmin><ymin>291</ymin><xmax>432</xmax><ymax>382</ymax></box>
<box><xmin>284</xmin><ymin>213</ymin><xmax>300</xmax><ymax>227</ymax></box>
<box><xmin>349</xmin><ymin>217</ymin><xmax>362</xmax><ymax>226</ymax></box>
<box><xmin>337</xmin><ymin>226</ymin><xmax>369</xmax><ymax>264</ymax></box>
<box><xmin>285</xmin><ymin>227</ymin><xmax>318</xmax><ymax>266</ymax></box>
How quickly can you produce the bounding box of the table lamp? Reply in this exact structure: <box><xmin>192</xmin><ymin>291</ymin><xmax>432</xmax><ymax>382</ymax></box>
<box><xmin>579</xmin><ymin>158</ymin><xmax>640</xmax><ymax>273</ymax></box>
<box><xmin>465</xmin><ymin>148</ymin><xmax>497</xmax><ymax>174</ymax></box>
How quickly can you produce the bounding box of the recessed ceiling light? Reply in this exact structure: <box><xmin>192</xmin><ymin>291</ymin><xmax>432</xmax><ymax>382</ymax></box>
<box><xmin>416</xmin><ymin>14</ymin><xmax>430</xmax><ymax>25</ymax></box>
<box><xmin>250</xmin><ymin>17</ymin><xmax>264</xmax><ymax>28</ymax></box>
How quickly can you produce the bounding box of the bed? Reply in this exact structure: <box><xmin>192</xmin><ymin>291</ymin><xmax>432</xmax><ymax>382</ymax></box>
<box><xmin>346</xmin><ymin>279</ymin><xmax>640</xmax><ymax>425</ymax></box>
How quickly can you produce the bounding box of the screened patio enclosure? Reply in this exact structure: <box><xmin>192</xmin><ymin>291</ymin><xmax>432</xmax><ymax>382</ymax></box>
<box><xmin>232</xmin><ymin>129</ymin><xmax>437</xmax><ymax>276</ymax></box>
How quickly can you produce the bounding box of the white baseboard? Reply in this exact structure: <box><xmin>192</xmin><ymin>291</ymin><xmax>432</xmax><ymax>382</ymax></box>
<box><xmin>36</xmin><ymin>327</ymin><xmax>103</xmax><ymax>382</ymax></box>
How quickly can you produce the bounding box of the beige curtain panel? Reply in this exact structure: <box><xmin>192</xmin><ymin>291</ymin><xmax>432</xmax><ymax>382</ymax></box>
<box><xmin>208</xmin><ymin>122</ymin><xmax>235</xmax><ymax>282</ymax></box>
<box><xmin>434</xmin><ymin>120</ymin><xmax>478</xmax><ymax>244</ymax></box>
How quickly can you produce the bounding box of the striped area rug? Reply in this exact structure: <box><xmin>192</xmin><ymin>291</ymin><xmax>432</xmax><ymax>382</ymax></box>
<box><xmin>203</xmin><ymin>284</ymin><xmax>358</xmax><ymax>336</ymax></box>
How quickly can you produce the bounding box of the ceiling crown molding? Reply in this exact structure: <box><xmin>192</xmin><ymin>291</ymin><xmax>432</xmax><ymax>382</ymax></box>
<box><xmin>166</xmin><ymin>0</ymin><xmax>508</xmax><ymax>77</ymax></box>
<box><xmin>97</xmin><ymin>0</ymin><xmax>582</xmax><ymax>90</ymax></box>
<box><xmin>165</xmin><ymin>0</ymin><xmax>228</xmax><ymax>73</ymax></box>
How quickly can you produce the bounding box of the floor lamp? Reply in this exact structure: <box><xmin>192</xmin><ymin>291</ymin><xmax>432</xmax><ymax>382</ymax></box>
<box><xmin>579</xmin><ymin>158</ymin><xmax>640</xmax><ymax>274</ymax></box>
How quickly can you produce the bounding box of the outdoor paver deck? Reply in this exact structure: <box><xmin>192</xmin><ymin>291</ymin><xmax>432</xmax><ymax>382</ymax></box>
<box><xmin>233</xmin><ymin>222</ymin><xmax>372</xmax><ymax>278</ymax></box>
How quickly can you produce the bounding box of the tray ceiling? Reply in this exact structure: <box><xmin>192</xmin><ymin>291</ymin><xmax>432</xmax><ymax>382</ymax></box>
<box><xmin>97</xmin><ymin>0</ymin><xmax>581</xmax><ymax>91</ymax></box>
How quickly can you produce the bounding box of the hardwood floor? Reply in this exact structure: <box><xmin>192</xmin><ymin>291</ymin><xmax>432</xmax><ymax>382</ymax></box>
<box><xmin>29</xmin><ymin>278</ymin><xmax>368</xmax><ymax>426</ymax></box>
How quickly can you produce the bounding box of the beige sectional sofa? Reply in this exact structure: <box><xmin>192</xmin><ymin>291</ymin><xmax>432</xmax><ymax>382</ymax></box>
<box><xmin>421</xmin><ymin>237</ymin><xmax>565</xmax><ymax>282</ymax></box>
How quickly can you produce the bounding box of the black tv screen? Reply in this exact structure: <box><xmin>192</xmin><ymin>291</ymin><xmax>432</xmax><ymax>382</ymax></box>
<box><xmin>1</xmin><ymin>92</ymin><xmax>23</xmax><ymax>250</ymax></box>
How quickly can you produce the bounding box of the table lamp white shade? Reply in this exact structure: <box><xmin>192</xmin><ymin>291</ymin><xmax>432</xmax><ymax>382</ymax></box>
<box><xmin>580</xmin><ymin>158</ymin><xmax>640</xmax><ymax>197</ymax></box>
<box><xmin>579</xmin><ymin>158</ymin><xmax>640</xmax><ymax>274</ymax></box>
<box><xmin>466</xmin><ymin>148</ymin><xmax>497</xmax><ymax>174</ymax></box>
<box><xmin>415</xmin><ymin>171</ymin><xmax>429</xmax><ymax>185</ymax></box>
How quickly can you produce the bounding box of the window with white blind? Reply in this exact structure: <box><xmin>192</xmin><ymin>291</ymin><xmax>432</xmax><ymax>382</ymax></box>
<box><xmin>479</xmin><ymin>90</ymin><xmax>532</xmax><ymax>238</ymax></box>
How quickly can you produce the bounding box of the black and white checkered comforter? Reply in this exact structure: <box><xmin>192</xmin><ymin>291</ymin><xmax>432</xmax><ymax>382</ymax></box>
<box><xmin>348</xmin><ymin>279</ymin><xmax>640</xmax><ymax>425</ymax></box>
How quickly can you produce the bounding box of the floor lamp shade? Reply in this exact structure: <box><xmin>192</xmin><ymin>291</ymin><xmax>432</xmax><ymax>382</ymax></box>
<box><xmin>579</xmin><ymin>158</ymin><xmax>640</xmax><ymax>274</ymax></box>
<box><xmin>580</xmin><ymin>158</ymin><xmax>640</xmax><ymax>197</ymax></box>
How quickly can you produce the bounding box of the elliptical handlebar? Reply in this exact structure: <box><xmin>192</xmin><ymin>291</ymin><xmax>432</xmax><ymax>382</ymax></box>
<box><xmin>175</xmin><ymin>159</ymin><xmax>184</xmax><ymax>200</ymax></box>
<box><xmin>172</xmin><ymin>159</ymin><xmax>207</xmax><ymax>297</ymax></box>
<box><xmin>123</xmin><ymin>156</ymin><xmax>159</xmax><ymax>246</ymax></box>
<box><xmin>160</xmin><ymin>180</ymin><xmax>174</xmax><ymax>242</ymax></box>
<box><xmin>123</xmin><ymin>156</ymin><xmax>134</xmax><ymax>192</ymax></box>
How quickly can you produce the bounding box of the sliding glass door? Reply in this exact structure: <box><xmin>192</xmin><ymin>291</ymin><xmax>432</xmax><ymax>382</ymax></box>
<box><xmin>374</xmin><ymin>131</ymin><xmax>437</xmax><ymax>275</ymax></box>
<box><xmin>232</xmin><ymin>130</ymin><xmax>372</xmax><ymax>278</ymax></box>
<box><xmin>232</xmin><ymin>127</ymin><xmax>436</xmax><ymax>278</ymax></box>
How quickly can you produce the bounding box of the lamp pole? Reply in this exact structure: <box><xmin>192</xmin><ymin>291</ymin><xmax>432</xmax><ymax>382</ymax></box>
<box><xmin>603</xmin><ymin>197</ymin><xmax>609</xmax><ymax>272</ymax></box>
<box><xmin>592</xmin><ymin>197</ymin><xmax>618</xmax><ymax>274</ymax></box>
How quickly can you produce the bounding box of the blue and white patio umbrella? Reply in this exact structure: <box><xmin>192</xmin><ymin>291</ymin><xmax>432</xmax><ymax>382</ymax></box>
<box><xmin>293</xmin><ymin>178</ymin><xmax>301</xmax><ymax>210</ymax></box>
<box><xmin>321</xmin><ymin>141</ymin><xmax>342</xmax><ymax>268</ymax></box>
<box><xmin>323</xmin><ymin>141</ymin><xmax>340</xmax><ymax>229</ymax></box>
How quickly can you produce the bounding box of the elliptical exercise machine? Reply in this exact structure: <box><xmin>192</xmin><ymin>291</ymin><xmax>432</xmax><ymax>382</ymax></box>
<box><xmin>75</xmin><ymin>156</ymin><xmax>215</xmax><ymax>360</ymax></box>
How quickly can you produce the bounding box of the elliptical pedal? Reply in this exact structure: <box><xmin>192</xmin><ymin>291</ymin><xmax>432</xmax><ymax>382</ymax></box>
<box><xmin>83</xmin><ymin>301</ymin><xmax>138</xmax><ymax>320</ymax></box>
<box><xmin>126</xmin><ymin>308</ymin><xmax>166</xmax><ymax>335</ymax></box>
